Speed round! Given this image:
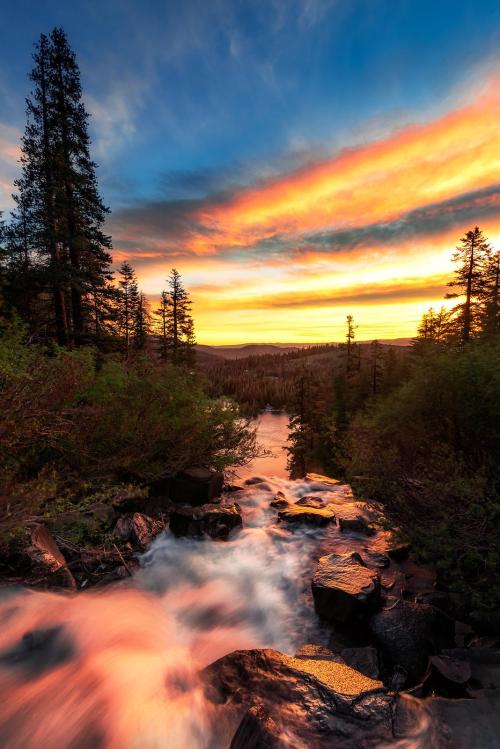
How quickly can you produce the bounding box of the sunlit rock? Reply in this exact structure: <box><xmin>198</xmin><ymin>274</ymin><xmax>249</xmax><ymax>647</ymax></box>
<box><xmin>295</xmin><ymin>495</ymin><xmax>325</xmax><ymax>508</ymax></box>
<box><xmin>278</xmin><ymin>504</ymin><xmax>336</xmax><ymax>526</ymax></box>
<box><xmin>312</xmin><ymin>552</ymin><xmax>380</xmax><ymax>623</ymax></box>
<box><xmin>203</xmin><ymin>648</ymin><xmax>394</xmax><ymax>749</ymax></box>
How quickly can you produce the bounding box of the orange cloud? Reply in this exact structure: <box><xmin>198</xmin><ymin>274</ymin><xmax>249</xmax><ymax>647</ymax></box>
<box><xmin>169</xmin><ymin>79</ymin><xmax>499</xmax><ymax>255</ymax></box>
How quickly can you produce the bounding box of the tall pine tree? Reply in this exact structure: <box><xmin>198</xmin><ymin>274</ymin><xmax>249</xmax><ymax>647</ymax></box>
<box><xmin>117</xmin><ymin>261</ymin><xmax>138</xmax><ymax>352</ymax></box>
<box><xmin>9</xmin><ymin>28</ymin><xmax>113</xmax><ymax>345</ymax></box>
<box><xmin>164</xmin><ymin>269</ymin><xmax>195</xmax><ymax>365</ymax></box>
<box><xmin>446</xmin><ymin>226</ymin><xmax>491</xmax><ymax>343</ymax></box>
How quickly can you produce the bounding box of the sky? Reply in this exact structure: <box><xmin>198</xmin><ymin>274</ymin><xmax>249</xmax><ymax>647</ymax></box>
<box><xmin>0</xmin><ymin>0</ymin><xmax>499</xmax><ymax>344</ymax></box>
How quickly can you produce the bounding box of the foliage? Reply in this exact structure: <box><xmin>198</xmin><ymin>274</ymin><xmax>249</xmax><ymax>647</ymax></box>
<box><xmin>347</xmin><ymin>341</ymin><xmax>500</xmax><ymax>614</ymax></box>
<box><xmin>0</xmin><ymin>321</ymin><xmax>257</xmax><ymax>489</ymax></box>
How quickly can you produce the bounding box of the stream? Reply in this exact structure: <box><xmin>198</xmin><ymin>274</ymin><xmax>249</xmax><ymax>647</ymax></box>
<box><xmin>0</xmin><ymin>413</ymin><xmax>494</xmax><ymax>747</ymax></box>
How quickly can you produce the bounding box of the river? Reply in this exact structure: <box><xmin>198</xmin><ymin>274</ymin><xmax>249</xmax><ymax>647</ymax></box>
<box><xmin>0</xmin><ymin>413</ymin><xmax>444</xmax><ymax>748</ymax></box>
<box><xmin>238</xmin><ymin>410</ymin><xmax>290</xmax><ymax>480</ymax></box>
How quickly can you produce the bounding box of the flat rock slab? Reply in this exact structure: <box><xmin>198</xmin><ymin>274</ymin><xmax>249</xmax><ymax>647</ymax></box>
<box><xmin>169</xmin><ymin>502</ymin><xmax>242</xmax><ymax>540</ymax></box>
<box><xmin>278</xmin><ymin>504</ymin><xmax>336</xmax><ymax>526</ymax></box>
<box><xmin>171</xmin><ymin>466</ymin><xmax>224</xmax><ymax>505</ymax></box>
<box><xmin>312</xmin><ymin>552</ymin><xmax>380</xmax><ymax>624</ymax></box>
<box><xmin>203</xmin><ymin>648</ymin><xmax>394</xmax><ymax>749</ymax></box>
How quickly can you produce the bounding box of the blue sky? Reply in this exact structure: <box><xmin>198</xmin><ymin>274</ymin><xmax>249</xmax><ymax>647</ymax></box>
<box><xmin>1</xmin><ymin>0</ymin><xmax>498</xmax><ymax>209</ymax></box>
<box><xmin>0</xmin><ymin>0</ymin><xmax>499</xmax><ymax>342</ymax></box>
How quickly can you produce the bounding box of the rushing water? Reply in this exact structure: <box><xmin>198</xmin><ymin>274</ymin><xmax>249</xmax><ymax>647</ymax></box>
<box><xmin>0</xmin><ymin>412</ymin><xmax>434</xmax><ymax>748</ymax></box>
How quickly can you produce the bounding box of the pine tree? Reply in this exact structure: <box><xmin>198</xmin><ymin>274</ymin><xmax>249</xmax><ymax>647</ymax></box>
<box><xmin>481</xmin><ymin>250</ymin><xmax>500</xmax><ymax>337</ymax></box>
<box><xmin>133</xmin><ymin>292</ymin><xmax>151</xmax><ymax>350</ymax></box>
<box><xmin>345</xmin><ymin>314</ymin><xmax>357</xmax><ymax>373</ymax></box>
<box><xmin>446</xmin><ymin>226</ymin><xmax>491</xmax><ymax>343</ymax></box>
<box><xmin>370</xmin><ymin>340</ymin><xmax>383</xmax><ymax>395</ymax></box>
<box><xmin>154</xmin><ymin>290</ymin><xmax>170</xmax><ymax>360</ymax></box>
<box><xmin>117</xmin><ymin>262</ymin><xmax>138</xmax><ymax>351</ymax></box>
<box><xmin>164</xmin><ymin>269</ymin><xmax>195</xmax><ymax>365</ymax></box>
<box><xmin>9</xmin><ymin>28</ymin><xmax>113</xmax><ymax>345</ymax></box>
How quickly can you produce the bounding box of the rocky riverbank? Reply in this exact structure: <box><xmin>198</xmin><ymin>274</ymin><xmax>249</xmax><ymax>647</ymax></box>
<box><xmin>0</xmin><ymin>471</ymin><xmax>499</xmax><ymax>747</ymax></box>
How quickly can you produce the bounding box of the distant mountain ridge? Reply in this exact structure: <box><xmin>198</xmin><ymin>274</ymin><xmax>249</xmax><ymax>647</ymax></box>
<box><xmin>195</xmin><ymin>338</ymin><xmax>412</xmax><ymax>359</ymax></box>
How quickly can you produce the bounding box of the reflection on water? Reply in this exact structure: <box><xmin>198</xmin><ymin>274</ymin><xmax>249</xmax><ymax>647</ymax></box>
<box><xmin>239</xmin><ymin>411</ymin><xmax>290</xmax><ymax>480</ymax></box>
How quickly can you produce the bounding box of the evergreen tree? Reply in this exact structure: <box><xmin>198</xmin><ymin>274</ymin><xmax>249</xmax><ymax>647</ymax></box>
<box><xmin>370</xmin><ymin>339</ymin><xmax>383</xmax><ymax>395</ymax></box>
<box><xmin>9</xmin><ymin>28</ymin><xmax>113</xmax><ymax>345</ymax></box>
<box><xmin>481</xmin><ymin>250</ymin><xmax>500</xmax><ymax>337</ymax></box>
<box><xmin>344</xmin><ymin>314</ymin><xmax>358</xmax><ymax>374</ymax></box>
<box><xmin>154</xmin><ymin>290</ymin><xmax>170</xmax><ymax>360</ymax></box>
<box><xmin>164</xmin><ymin>269</ymin><xmax>195</xmax><ymax>365</ymax></box>
<box><xmin>446</xmin><ymin>226</ymin><xmax>491</xmax><ymax>343</ymax></box>
<box><xmin>117</xmin><ymin>262</ymin><xmax>138</xmax><ymax>351</ymax></box>
<box><xmin>133</xmin><ymin>292</ymin><xmax>151</xmax><ymax>350</ymax></box>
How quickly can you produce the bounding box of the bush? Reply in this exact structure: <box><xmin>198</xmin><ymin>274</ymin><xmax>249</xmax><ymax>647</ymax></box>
<box><xmin>348</xmin><ymin>341</ymin><xmax>500</xmax><ymax>616</ymax></box>
<box><xmin>0</xmin><ymin>322</ymin><xmax>257</xmax><ymax>488</ymax></box>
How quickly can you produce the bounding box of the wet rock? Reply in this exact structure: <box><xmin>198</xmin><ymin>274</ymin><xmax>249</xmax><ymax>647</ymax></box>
<box><xmin>0</xmin><ymin>625</ymin><xmax>75</xmax><ymax>678</ymax></box>
<box><xmin>224</xmin><ymin>483</ymin><xmax>244</xmax><ymax>493</ymax></box>
<box><xmin>278</xmin><ymin>504</ymin><xmax>335</xmax><ymax>527</ymax></box>
<box><xmin>340</xmin><ymin>646</ymin><xmax>380</xmax><ymax>679</ymax></box>
<box><xmin>169</xmin><ymin>502</ymin><xmax>242</xmax><ymax>540</ymax></box>
<box><xmin>368</xmin><ymin>601</ymin><xmax>454</xmax><ymax>685</ymax></box>
<box><xmin>169</xmin><ymin>466</ymin><xmax>224</xmax><ymax>505</ymax></box>
<box><xmin>113</xmin><ymin>513</ymin><xmax>164</xmax><ymax>549</ymax></box>
<box><xmin>338</xmin><ymin>514</ymin><xmax>374</xmax><ymax>536</ymax></box>
<box><xmin>27</xmin><ymin>525</ymin><xmax>76</xmax><ymax>590</ymax></box>
<box><xmin>244</xmin><ymin>476</ymin><xmax>267</xmax><ymax>485</ymax></box>
<box><xmin>427</xmin><ymin>689</ymin><xmax>500</xmax><ymax>748</ymax></box>
<box><xmin>295</xmin><ymin>495</ymin><xmax>325</xmax><ymax>509</ymax></box>
<box><xmin>388</xmin><ymin>542</ymin><xmax>411</xmax><ymax>561</ymax></box>
<box><xmin>203</xmin><ymin>648</ymin><xmax>394</xmax><ymax>749</ymax></box>
<box><xmin>269</xmin><ymin>492</ymin><xmax>289</xmax><ymax>509</ymax></box>
<box><xmin>312</xmin><ymin>552</ymin><xmax>380</xmax><ymax>624</ymax></box>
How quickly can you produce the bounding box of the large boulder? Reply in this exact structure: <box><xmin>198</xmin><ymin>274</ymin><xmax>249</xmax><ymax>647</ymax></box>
<box><xmin>169</xmin><ymin>502</ymin><xmax>242</xmax><ymax>540</ymax></box>
<box><xmin>202</xmin><ymin>648</ymin><xmax>394</xmax><ymax>749</ymax></box>
<box><xmin>151</xmin><ymin>466</ymin><xmax>224</xmax><ymax>505</ymax></box>
<box><xmin>312</xmin><ymin>552</ymin><xmax>380</xmax><ymax>624</ymax></box>
<box><xmin>278</xmin><ymin>505</ymin><xmax>335</xmax><ymax>527</ymax></box>
<box><xmin>368</xmin><ymin>600</ymin><xmax>455</xmax><ymax>685</ymax></box>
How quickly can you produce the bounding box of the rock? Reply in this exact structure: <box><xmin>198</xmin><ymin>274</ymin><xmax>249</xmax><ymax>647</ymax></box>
<box><xmin>295</xmin><ymin>495</ymin><xmax>325</xmax><ymax>509</ymax></box>
<box><xmin>278</xmin><ymin>504</ymin><xmax>335</xmax><ymax>527</ymax></box>
<box><xmin>244</xmin><ymin>476</ymin><xmax>267</xmax><ymax>485</ymax></box>
<box><xmin>441</xmin><ymin>648</ymin><xmax>500</xmax><ymax>690</ymax></box>
<box><xmin>169</xmin><ymin>502</ymin><xmax>242</xmax><ymax>540</ymax></box>
<box><xmin>294</xmin><ymin>644</ymin><xmax>343</xmax><ymax>662</ymax></box>
<box><xmin>388</xmin><ymin>542</ymin><xmax>411</xmax><ymax>561</ymax></box>
<box><xmin>363</xmin><ymin>551</ymin><xmax>390</xmax><ymax>569</ymax></box>
<box><xmin>202</xmin><ymin>648</ymin><xmax>394</xmax><ymax>749</ymax></box>
<box><xmin>340</xmin><ymin>646</ymin><xmax>380</xmax><ymax>679</ymax></box>
<box><xmin>338</xmin><ymin>515</ymin><xmax>374</xmax><ymax>536</ymax></box>
<box><xmin>305</xmin><ymin>473</ymin><xmax>340</xmax><ymax>487</ymax></box>
<box><xmin>312</xmin><ymin>552</ymin><xmax>380</xmax><ymax>624</ymax></box>
<box><xmin>27</xmin><ymin>525</ymin><xmax>76</xmax><ymax>590</ymax></box>
<box><xmin>422</xmin><ymin>655</ymin><xmax>472</xmax><ymax>696</ymax></box>
<box><xmin>224</xmin><ymin>483</ymin><xmax>244</xmax><ymax>493</ymax></box>
<box><xmin>368</xmin><ymin>601</ymin><xmax>454</xmax><ymax>685</ymax></box>
<box><xmin>269</xmin><ymin>492</ymin><xmax>289</xmax><ymax>509</ymax></box>
<box><xmin>170</xmin><ymin>466</ymin><xmax>224</xmax><ymax>505</ymax></box>
<box><xmin>113</xmin><ymin>513</ymin><xmax>164</xmax><ymax>549</ymax></box>
<box><xmin>0</xmin><ymin>625</ymin><xmax>76</xmax><ymax>678</ymax></box>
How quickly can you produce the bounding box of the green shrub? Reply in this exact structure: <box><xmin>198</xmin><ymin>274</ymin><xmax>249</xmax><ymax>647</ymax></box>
<box><xmin>348</xmin><ymin>341</ymin><xmax>500</xmax><ymax>615</ymax></box>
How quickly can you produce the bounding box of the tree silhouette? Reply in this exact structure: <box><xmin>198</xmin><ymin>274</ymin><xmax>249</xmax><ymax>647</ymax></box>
<box><xmin>446</xmin><ymin>226</ymin><xmax>491</xmax><ymax>343</ymax></box>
